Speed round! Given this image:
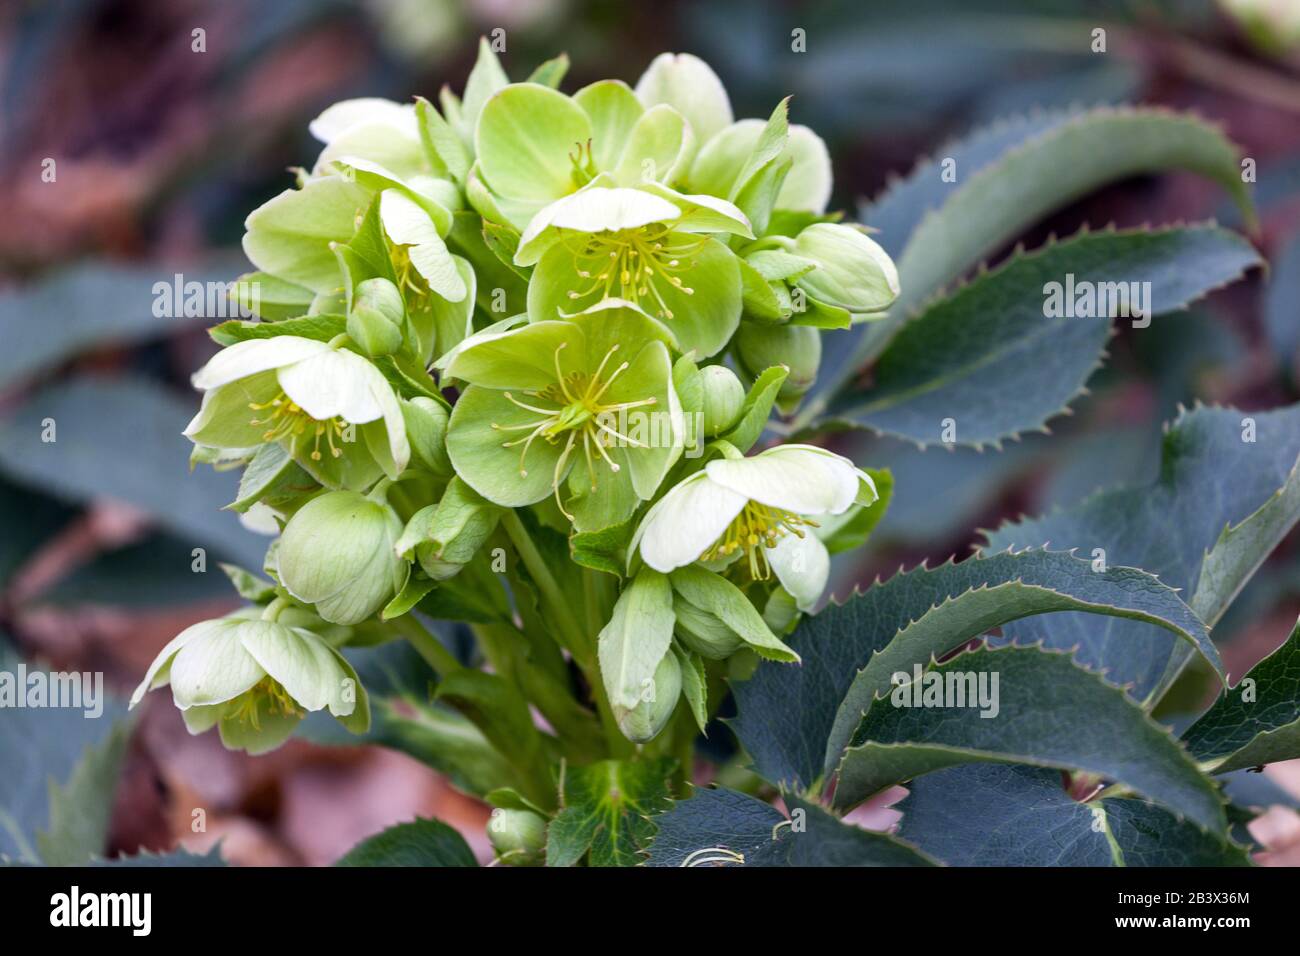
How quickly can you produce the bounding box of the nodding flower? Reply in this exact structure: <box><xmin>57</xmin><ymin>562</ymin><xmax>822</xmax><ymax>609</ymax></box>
<box><xmin>630</xmin><ymin>444</ymin><xmax>878</xmax><ymax>612</ymax></box>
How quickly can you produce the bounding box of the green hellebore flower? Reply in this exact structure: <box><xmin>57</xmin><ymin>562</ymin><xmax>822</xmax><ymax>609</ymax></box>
<box><xmin>630</xmin><ymin>444</ymin><xmax>877</xmax><ymax>612</ymax></box>
<box><xmin>308</xmin><ymin>98</ymin><xmax>431</xmax><ymax>184</ymax></box>
<box><xmin>689</xmin><ymin>119</ymin><xmax>832</xmax><ymax>215</ymax></box>
<box><xmin>633</xmin><ymin>52</ymin><xmax>735</xmax><ymax>167</ymax></box>
<box><xmin>277</xmin><ymin>490</ymin><xmax>409</xmax><ymax>625</ymax></box>
<box><xmin>441</xmin><ymin>302</ymin><xmax>684</xmax><ymax>532</ymax></box>
<box><xmin>471</xmin><ymin>77</ymin><xmax>696</xmax><ymax>232</ymax></box>
<box><xmin>487</xmin><ymin>808</ymin><xmax>548</xmax><ymax>866</ymax></box>
<box><xmin>734</xmin><ymin>322</ymin><xmax>821</xmax><ymax>410</ymax></box>
<box><xmin>698</xmin><ymin>364</ymin><xmax>744</xmax><ymax>436</ymax></box>
<box><xmin>612</xmin><ymin>649</ymin><xmax>681</xmax><ymax>744</ymax></box>
<box><xmin>184</xmin><ymin>335</ymin><xmax>410</xmax><ymax>490</ymax></box>
<box><xmin>348</xmin><ymin>276</ymin><xmax>406</xmax><ymax>356</ymax></box>
<box><xmin>129</xmin><ymin>611</ymin><xmax>369</xmax><ymax>755</ymax></box>
<box><xmin>395</xmin><ymin>476</ymin><xmax>500</xmax><ymax>581</ymax></box>
<box><xmin>518</xmin><ymin>182</ymin><xmax>751</xmax><ymax>358</ymax></box>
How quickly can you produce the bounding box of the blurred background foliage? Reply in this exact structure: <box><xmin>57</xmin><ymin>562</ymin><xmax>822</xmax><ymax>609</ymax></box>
<box><xmin>1</xmin><ymin>0</ymin><xmax>1298</xmax><ymax>864</ymax></box>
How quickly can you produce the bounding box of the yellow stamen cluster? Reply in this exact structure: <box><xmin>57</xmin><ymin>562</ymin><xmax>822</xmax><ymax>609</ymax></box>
<box><xmin>490</xmin><ymin>342</ymin><xmax>657</xmax><ymax>517</ymax></box>
<box><xmin>561</xmin><ymin>225</ymin><xmax>706</xmax><ymax>320</ymax></box>
<box><xmin>249</xmin><ymin>392</ymin><xmax>347</xmax><ymax>461</ymax></box>
<box><xmin>389</xmin><ymin>241</ymin><xmax>430</xmax><ymax>312</ymax></box>
<box><xmin>700</xmin><ymin>500</ymin><xmax>819</xmax><ymax>581</ymax></box>
<box><xmin>228</xmin><ymin>676</ymin><xmax>303</xmax><ymax>729</ymax></box>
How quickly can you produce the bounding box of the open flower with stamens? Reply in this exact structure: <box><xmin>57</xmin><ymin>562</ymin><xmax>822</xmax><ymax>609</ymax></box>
<box><xmin>630</xmin><ymin>445</ymin><xmax>878</xmax><ymax>611</ymax></box>
<box><xmin>184</xmin><ymin>335</ymin><xmax>410</xmax><ymax>491</ymax></box>
<box><xmin>517</xmin><ymin>182</ymin><xmax>751</xmax><ymax>358</ymax></box>
<box><xmin>129</xmin><ymin>608</ymin><xmax>369</xmax><ymax>755</ymax></box>
<box><xmin>442</xmin><ymin>301</ymin><xmax>684</xmax><ymax>532</ymax></box>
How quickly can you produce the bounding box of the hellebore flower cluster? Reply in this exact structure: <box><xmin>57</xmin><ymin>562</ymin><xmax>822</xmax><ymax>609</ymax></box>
<box><xmin>134</xmin><ymin>42</ymin><xmax>898</xmax><ymax>853</ymax></box>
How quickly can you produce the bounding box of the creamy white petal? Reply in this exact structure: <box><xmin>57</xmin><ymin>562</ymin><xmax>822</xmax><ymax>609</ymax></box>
<box><xmin>239</xmin><ymin>622</ymin><xmax>355</xmax><ymax>716</ymax></box>
<box><xmin>779</xmin><ymin>125</ymin><xmax>833</xmax><ymax>214</ymax></box>
<box><xmin>191</xmin><ymin>336</ymin><xmax>330</xmax><ymax>391</ymax></box>
<box><xmin>639</xmin><ymin>183</ymin><xmax>752</xmax><ymax>237</ymax></box>
<box><xmin>634</xmin><ymin>53</ymin><xmax>733</xmax><ymax>151</ymax></box>
<box><xmin>309</xmin><ymin>98</ymin><xmax>417</xmax><ymax>144</ymax></box>
<box><xmin>278</xmin><ymin>348</ymin><xmax>386</xmax><ymax>424</ymax></box>
<box><xmin>379</xmin><ymin>189</ymin><xmax>466</xmax><ymax>301</ymax></box>
<box><xmin>129</xmin><ymin>622</ymin><xmax>207</xmax><ymax>707</ymax></box>
<box><xmin>633</xmin><ymin>471</ymin><xmax>747</xmax><ymax>572</ymax></box>
<box><xmin>168</xmin><ymin>619</ymin><xmax>266</xmax><ymax>708</ymax></box>
<box><xmin>516</xmin><ymin>187</ymin><xmax>681</xmax><ymax>266</ymax></box>
<box><xmin>705</xmin><ymin>446</ymin><xmax>849</xmax><ymax>516</ymax></box>
<box><xmin>768</xmin><ymin>531</ymin><xmax>830</xmax><ymax>613</ymax></box>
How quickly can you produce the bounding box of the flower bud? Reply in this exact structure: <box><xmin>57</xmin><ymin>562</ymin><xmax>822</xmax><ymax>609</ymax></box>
<box><xmin>698</xmin><ymin>364</ymin><xmax>744</xmax><ymax>437</ymax></box>
<box><xmin>347</xmin><ymin>277</ymin><xmax>405</xmax><ymax>356</ymax></box>
<box><xmin>673</xmin><ymin>596</ymin><xmax>743</xmax><ymax>660</ymax></box>
<box><xmin>487</xmin><ymin>808</ymin><xmax>548</xmax><ymax>866</ymax></box>
<box><xmin>734</xmin><ymin>322</ymin><xmax>820</xmax><ymax>408</ymax></box>
<box><xmin>402</xmin><ymin>397</ymin><xmax>451</xmax><ymax>476</ymax></box>
<box><xmin>792</xmin><ymin>223</ymin><xmax>899</xmax><ymax>314</ymax></box>
<box><xmin>613</xmin><ymin>650</ymin><xmax>681</xmax><ymax>743</ymax></box>
<box><xmin>278</xmin><ymin>490</ymin><xmax>407</xmax><ymax>625</ymax></box>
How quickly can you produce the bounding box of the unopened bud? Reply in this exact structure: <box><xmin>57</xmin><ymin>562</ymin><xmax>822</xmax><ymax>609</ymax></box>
<box><xmin>698</xmin><ymin>364</ymin><xmax>744</xmax><ymax>437</ymax></box>
<box><xmin>348</xmin><ymin>277</ymin><xmax>405</xmax><ymax>356</ymax></box>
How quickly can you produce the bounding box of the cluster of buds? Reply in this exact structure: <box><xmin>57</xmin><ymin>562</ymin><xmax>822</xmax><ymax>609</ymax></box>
<box><xmin>134</xmin><ymin>43</ymin><xmax>899</xmax><ymax>818</ymax></box>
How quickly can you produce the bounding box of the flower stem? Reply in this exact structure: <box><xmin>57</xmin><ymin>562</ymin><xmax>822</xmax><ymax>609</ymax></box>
<box><xmin>391</xmin><ymin>614</ymin><xmax>462</xmax><ymax>678</ymax></box>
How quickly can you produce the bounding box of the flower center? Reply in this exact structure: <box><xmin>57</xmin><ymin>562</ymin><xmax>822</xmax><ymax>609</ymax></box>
<box><xmin>490</xmin><ymin>342</ymin><xmax>657</xmax><ymax>517</ymax></box>
<box><xmin>249</xmin><ymin>392</ymin><xmax>347</xmax><ymax>461</ymax></box>
<box><xmin>700</xmin><ymin>500</ymin><xmax>819</xmax><ymax>581</ymax></box>
<box><xmin>229</xmin><ymin>676</ymin><xmax>303</xmax><ymax>729</ymax></box>
<box><xmin>388</xmin><ymin>241</ymin><xmax>430</xmax><ymax>312</ymax></box>
<box><xmin>560</xmin><ymin>225</ymin><xmax>706</xmax><ymax>320</ymax></box>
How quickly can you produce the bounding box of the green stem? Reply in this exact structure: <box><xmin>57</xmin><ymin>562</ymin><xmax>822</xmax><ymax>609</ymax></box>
<box><xmin>500</xmin><ymin>510</ymin><xmax>587</xmax><ymax>656</ymax></box>
<box><xmin>392</xmin><ymin>614</ymin><xmax>462</xmax><ymax>678</ymax></box>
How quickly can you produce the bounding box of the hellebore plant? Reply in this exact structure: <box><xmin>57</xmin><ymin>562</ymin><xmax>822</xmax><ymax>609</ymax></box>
<box><xmin>138</xmin><ymin>38</ymin><xmax>1281</xmax><ymax>870</ymax></box>
<box><xmin>137</xmin><ymin>40</ymin><xmax>897</xmax><ymax>863</ymax></box>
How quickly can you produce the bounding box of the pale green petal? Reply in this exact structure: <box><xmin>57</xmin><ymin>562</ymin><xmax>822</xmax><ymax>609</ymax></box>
<box><xmin>180</xmin><ymin>702</ymin><xmax>227</xmax><ymax>735</ymax></box>
<box><xmin>706</xmin><ymin>444</ymin><xmax>861</xmax><ymax>515</ymax></box>
<box><xmin>792</xmin><ymin>223</ymin><xmax>900</xmax><ymax>312</ymax></box>
<box><xmin>638</xmin><ymin>183</ymin><xmax>752</xmax><ymax>236</ymax></box>
<box><xmin>634</xmin><ymin>53</ymin><xmax>733</xmax><ymax>158</ymax></box>
<box><xmin>242</xmin><ymin>178</ymin><xmax>371</xmax><ymax>294</ymax></box>
<box><xmin>779</xmin><ymin>125</ymin><xmax>832</xmax><ymax>213</ymax></box>
<box><xmin>632</xmin><ymin>471</ymin><xmax>745</xmax><ymax>572</ymax></box>
<box><xmin>445</xmin><ymin>384</ymin><xmax>570</xmax><ymax>507</ymax></box>
<box><xmin>239</xmin><ymin>621</ymin><xmax>356</xmax><ymax>716</ymax></box>
<box><xmin>314</xmin><ymin>124</ymin><xmax>428</xmax><ymax>182</ymax></box>
<box><xmin>218</xmin><ymin>703</ymin><xmax>302</xmax><ymax>755</ymax></box>
<box><xmin>278</xmin><ymin>348</ymin><xmax>386</xmax><ymax>424</ymax></box>
<box><xmin>767</xmin><ymin>530</ymin><xmax>830</xmax><ymax>613</ymax></box>
<box><xmin>614</xmin><ymin>104</ymin><xmax>689</xmax><ymax>186</ymax></box>
<box><xmin>442</xmin><ymin>319</ymin><xmax>585</xmax><ymax>390</ymax></box>
<box><xmin>688</xmin><ymin>119</ymin><xmax>763</xmax><ymax>198</ymax></box>
<box><xmin>168</xmin><ymin>618</ymin><xmax>266</xmax><ymax>708</ymax></box>
<box><xmin>475</xmin><ymin>83</ymin><xmax>592</xmax><ymax>202</ymax></box>
<box><xmin>574</xmin><ymin>79</ymin><xmax>644</xmax><ymax>172</ymax></box>
<box><xmin>191</xmin><ymin>335</ymin><xmax>330</xmax><ymax>391</ymax></box>
<box><xmin>183</xmin><ymin>370</ymin><xmax>281</xmax><ymax>449</ymax></box>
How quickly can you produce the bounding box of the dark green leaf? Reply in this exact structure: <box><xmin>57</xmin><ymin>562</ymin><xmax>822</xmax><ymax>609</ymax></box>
<box><xmin>335</xmin><ymin>818</ymin><xmax>476</xmax><ymax>867</ymax></box>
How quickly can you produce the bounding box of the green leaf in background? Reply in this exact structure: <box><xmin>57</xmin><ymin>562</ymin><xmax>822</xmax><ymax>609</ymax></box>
<box><xmin>834</xmin><ymin>645</ymin><xmax>1226</xmax><ymax>834</ymax></box>
<box><xmin>0</xmin><ymin>475</ymin><xmax>75</xmax><ymax>589</ymax></box>
<box><xmin>782</xmin><ymin>796</ymin><xmax>937</xmax><ymax>866</ymax></box>
<box><xmin>730</xmin><ymin>548</ymin><xmax>1217</xmax><ymax>792</ymax></box>
<box><xmin>805</xmin><ymin>106</ymin><xmax>1255</xmax><ymax>424</ymax></box>
<box><xmin>33</xmin><ymin>533</ymin><xmax>235</xmax><ymax>607</ymax></box>
<box><xmin>1183</xmin><ymin>617</ymin><xmax>1300</xmax><ymax>774</ymax></box>
<box><xmin>92</xmin><ymin>846</ymin><xmax>226</xmax><ymax>867</ymax></box>
<box><xmin>0</xmin><ymin>642</ymin><xmax>131</xmax><ymax>866</ymax></box>
<box><xmin>645</xmin><ymin>786</ymin><xmax>788</xmax><ymax>867</ymax></box>
<box><xmin>898</xmin><ymin>764</ymin><xmax>1249</xmax><ymax>866</ymax></box>
<box><xmin>0</xmin><ymin>257</ymin><xmax>244</xmax><ymax>392</ymax></box>
<box><xmin>35</xmin><ymin>719</ymin><xmax>132</xmax><ymax>866</ymax></box>
<box><xmin>334</xmin><ymin>818</ymin><xmax>477</xmax><ymax>867</ymax></box>
<box><xmin>546</xmin><ymin>758</ymin><xmax>674</xmax><ymax>867</ymax></box>
<box><xmin>0</xmin><ymin>376</ymin><xmax>265</xmax><ymax>568</ymax></box>
<box><xmin>985</xmin><ymin>403</ymin><xmax>1300</xmax><ymax>700</ymax></box>
<box><xmin>825</xmin><ymin>226</ymin><xmax>1261</xmax><ymax>446</ymax></box>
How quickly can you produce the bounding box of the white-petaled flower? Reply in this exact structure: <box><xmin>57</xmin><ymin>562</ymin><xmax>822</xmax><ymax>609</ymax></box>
<box><xmin>630</xmin><ymin>444</ymin><xmax>877</xmax><ymax>611</ymax></box>
<box><xmin>183</xmin><ymin>335</ymin><xmax>410</xmax><ymax>489</ymax></box>
<box><xmin>129</xmin><ymin>612</ymin><xmax>369</xmax><ymax>755</ymax></box>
